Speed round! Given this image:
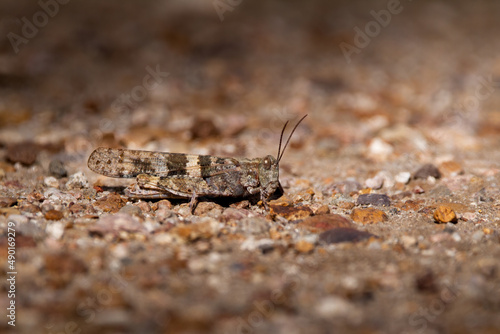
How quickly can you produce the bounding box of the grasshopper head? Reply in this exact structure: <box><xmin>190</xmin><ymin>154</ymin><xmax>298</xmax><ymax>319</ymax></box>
<box><xmin>258</xmin><ymin>155</ymin><xmax>280</xmax><ymax>200</ymax></box>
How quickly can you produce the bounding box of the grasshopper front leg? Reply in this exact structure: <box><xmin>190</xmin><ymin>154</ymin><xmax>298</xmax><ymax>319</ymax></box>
<box><xmin>189</xmin><ymin>191</ymin><xmax>198</xmax><ymax>214</ymax></box>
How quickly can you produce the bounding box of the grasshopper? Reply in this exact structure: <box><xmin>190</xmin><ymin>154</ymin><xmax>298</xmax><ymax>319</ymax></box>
<box><xmin>88</xmin><ymin>115</ymin><xmax>307</xmax><ymax>211</ymax></box>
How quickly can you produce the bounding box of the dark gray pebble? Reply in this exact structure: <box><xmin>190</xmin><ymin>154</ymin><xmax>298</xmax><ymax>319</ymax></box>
<box><xmin>319</xmin><ymin>227</ymin><xmax>377</xmax><ymax>244</ymax></box>
<box><xmin>49</xmin><ymin>159</ymin><xmax>68</xmax><ymax>178</ymax></box>
<box><xmin>413</xmin><ymin>164</ymin><xmax>441</xmax><ymax>179</ymax></box>
<box><xmin>357</xmin><ymin>194</ymin><xmax>391</xmax><ymax>206</ymax></box>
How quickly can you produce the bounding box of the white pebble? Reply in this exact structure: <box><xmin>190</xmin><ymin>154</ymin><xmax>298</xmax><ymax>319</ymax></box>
<box><xmin>462</xmin><ymin>212</ymin><xmax>477</xmax><ymax>221</ymax></box>
<box><xmin>316</xmin><ymin>296</ymin><xmax>361</xmax><ymax>321</ymax></box>
<box><xmin>365</xmin><ymin>171</ymin><xmax>394</xmax><ymax>189</ymax></box>
<box><xmin>378</xmin><ymin>171</ymin><xmax>395</xmax><ymax>188</ymax></box>
<box><xmin>46</xmin><ymin>222</ymin><xmax>65</xmax><ymax>240</ymax></box>
<box><xmin>301</xmin><ymin>234</ymin><xmax>319</xmax><ymax>245</ymax></box>
<box><xmin>368</xmin><ymin>138</ymin><xmax>393</xmax><ymax>160</ymax></box>
<box><xmin>112</xmin><ymin>244</ymin><xmax>129</xmax><ymax>259</ymax></box>
<box><xmin>395</xmin><ymin>172</ymin><xmax>411</xmax><ymax>184</ymax></box>
<box><xmin>153</xmin><ymin>233</ymin><xmax>176</xmax><ymax>245</ymax></box>
<box><xmin>365</xmin><ymin>175</ymin><xmax>384</xmax><ymax>189</ymax></box>
<box><xmin>451</xmin><ymin>233</ymin><xmax>461</xmax><ymax>242</ymax></box>
<box><xmin>43</xmin><ymin>188</ymin><xmax>77</xmax><ymax>205</ymax></box>
<box><xmin>240</xmin><ymin>237</ymin><xmax>274</xmax><ymax>251</ymax></box>
<box><xmin>401</xmin><ymin>235</ymin><xmax>417</xmax><ymax>248</ymax></box>
<box><xmin>66</xmin><ymin>171</ymin><xmax>89</xmax><ymax>190</ymax></box>
<box><xmin>44</xmin><ymin>176</ymin><xmax>59</xmax><ymax>188</ymax></box>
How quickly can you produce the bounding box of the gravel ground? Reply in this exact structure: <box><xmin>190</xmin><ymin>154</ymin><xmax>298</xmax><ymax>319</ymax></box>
<box><xmin>1</xmin><ymin>1</ymin><xmax>500</xmax><ymax>333</ymax></box>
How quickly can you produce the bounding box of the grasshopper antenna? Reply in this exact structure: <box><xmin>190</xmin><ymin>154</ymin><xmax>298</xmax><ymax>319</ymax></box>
<box><xmin>276</xmin><ymin>120</ymin><xmax>289</xmax><ymax>162</ymax></box>
<box><xmin>277</xmin><ymin>114</ymin><xmax>308</xmax><ymax>163</ymax></box>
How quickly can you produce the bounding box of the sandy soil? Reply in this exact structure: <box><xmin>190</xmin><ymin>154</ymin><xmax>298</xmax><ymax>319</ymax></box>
<box><xmin>0</xmin><ymin>1</ymin><xmax>499</xmax><ymax>333</ymax></box>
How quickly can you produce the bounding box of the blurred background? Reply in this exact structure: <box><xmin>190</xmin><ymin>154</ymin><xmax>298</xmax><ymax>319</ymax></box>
<box><xmin>1</xmin><ymin>0</ymin><xmax>498</xmax><ymax>161</ymax></box>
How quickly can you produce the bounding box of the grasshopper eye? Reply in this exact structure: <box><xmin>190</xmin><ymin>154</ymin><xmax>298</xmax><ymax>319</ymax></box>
<box><xmin>263</xmin><ymin>158</ymin><xmax>271</xmax><ymax>170</ymax></box>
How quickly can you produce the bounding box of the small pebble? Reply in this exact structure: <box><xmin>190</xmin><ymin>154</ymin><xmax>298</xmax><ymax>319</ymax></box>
<box><xmin>398</xmin><ymin>200</ymin><xmax>422</xmax><ymax>211</ymax></box>
<box><xmin>44</xmin><ymin>176</ymin><xmax>59</xmax><ymax>188</ymax></box>
<box><xmin>333</xmin><ymin>180</ymin><xmax>362</xmax><ymax>195</ymax></box>
<box><xmin>313</xmin><ymin>204</ymin><xmax>330</xmax><ymax>215</ymax></box>
<box><xmin>69</xmin><ymin>203</ymin><xmax>87</xmax><ymax>214</ymax></box>
<box><xmin>49</xmin><ymin>159</ymin><xmax>68</xmax><ymax>178</ymax></box>
<box><xmin>438</xmin><ymin>161</ymin><xmax>463</xmax><ymax>177</ymax></box>
<box><xmin>413</xmin><ymin>186</ymin><xmax>425</xmax><ymax>194</ymax></box>
<box><xmin>391</xmin><ymin>191</ymin><xmax>412</xmax><ymax>200</ymax></box>
<box><xmin>27</xmin><ymin>192</ymin><xmax>44</xmax><ymax>202</ymax></box>
<box><xmin>90</xmin><ymin>213</ymin><xmax>146</xmax><ymax>236</ymax></box>
<box><xmin>357</xmin><ymin>193</ymin><xmax>391</xmax><ymax>206</ymax></box>
<box><xmin>315</xmin><ymin>296</ymin><xmax>361</xmax><ymax>321</ymax></box>
<box><xmin>269</xmin><ymin>205</ymin><xmax>313</xmax><ymax>221</ymax></box>
<box><xmin>193</xmin><ymin>202</ymin><xmax>223</xmax><ymax>216</ymax></box>
<box><xmin>319</xmin><ymin>227</ymin><xmax>377</xmax><ymax>244</ymax></box>
<box><xmin>93</xmin><ymin>193</ymin><xmax>126</xmax><ymax>213</ymax></box>
<box><xmin>135</xmin><ymin>201</ymin><xmax>151</xmax><ymax>213</ymax></box>
<box><xmin>337</xmin><ymin>201</ymin><xmax>355</xmax><ymax>210</ymax></box>
<box><xmin>368</xmin><ymin>138</ymin><xmax>393</xmax><ymax>160</ymax></box>
<box><xmin>293</xmin><ymin>189</ymin><xmax>315</xmax><ymax>202</ymax></box>
<box><xmin>433</xmin><ymin>205</ymin><xmax>457</xmax><ymax>224</ymax></box>
<box><xmin>462</xmin><ymin>212</ymin><xmax>477</xmax><ymax>221</ymax></box>
<box><xmin>176</xmin><ymin>205</ymin><xmax>192</xmax><ymax>217</ymax></box>
<box><xmin>156</xmin><ymin>208</ymin><xmax>178</xmax><ymax>222</ymax></box>
<box><xmin>351</xmin><ymin>208</ymin><xmax>388</xmax><ymax>224</ymax></box>
<box><xmin>153</xmin><ymin>233</ymin><xmax>175</xmax><ymax>245</ymax></box>
<box><xmin>44</xmin><ymin>188</ymin><xmax>77</xmax><ymax>205</ymax></box>
<box><xmin>365</xmin><ymin>175</ymin><xmax>384</xmax><ymax>190</ymax></box>
<box><xmin>66</xmin><ymin>171</ymin><xmax>89</xmax><ymax>189</ymax></box>
<box><xmin>238</xmin><ymin>217</ymin><xmax>270</xmax><ymax>235</ymax></box>
<box><xmin>170</xmin><ymin>217</ymin><xmax>219</xmax><ymax>241</ymax></box>
<box><xmin>295</xmin><ymin>240</ymin><xmax>315</xmax><ymax>253</ymax></box>
<box><xmin>378</xmin><ymin>171</ymin><xmax>394</xmax><ymax>188</ymax></box>
<box><xmin>414</xmin><ymin>164</ymin><xmax>441</xmax><ymax>179</ymax></box>
<box><xmin>401</xmin><ymin>235</ymin><xmax>417</xmax><ymax>248</ymax></box>
<box><xmin>6</xmin><ymin>141</ymin><xmax>39</xmax><ymax>165</ymax></box>
<box><xmin>45</xmin><ymin>209</ymin><xmax>64</xmax><ymax>220</ymax></box>
<box><xmin>395</xmin><ymin>172</ymin><xmax>411</xmax><ymax>184</ymax></box>
<box><xmin>229</xmin><ymin>200</ymin><xmax>251</xmax><ymax>209</ymax></box>
<box><xmin>222</xmin><ymin>207</ymin><xmax>251</xmax><ymax>222</ymax></box>
<box><xmin>118</xmin><ymin>205</ymin><xmax>144</xmax><ymax>219</ymax></box>
<box><xmin>298</xmin><ymin>214</ymin><xmax>354</xmax><ymax>232</ymax></box>
<box><xmin>151</xmin><ymin>199</ymin><xmax>172</xmax><ymax>211</ymax></box>
<box><xmin>240</xmin><ymin>238</ymin><xmax>274</xmax><ymax>252</ymax></box>
<box><xmin>111</xmin><ymin>244</ymin><xmax>129</xmax><ymax>259</ymax></box>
